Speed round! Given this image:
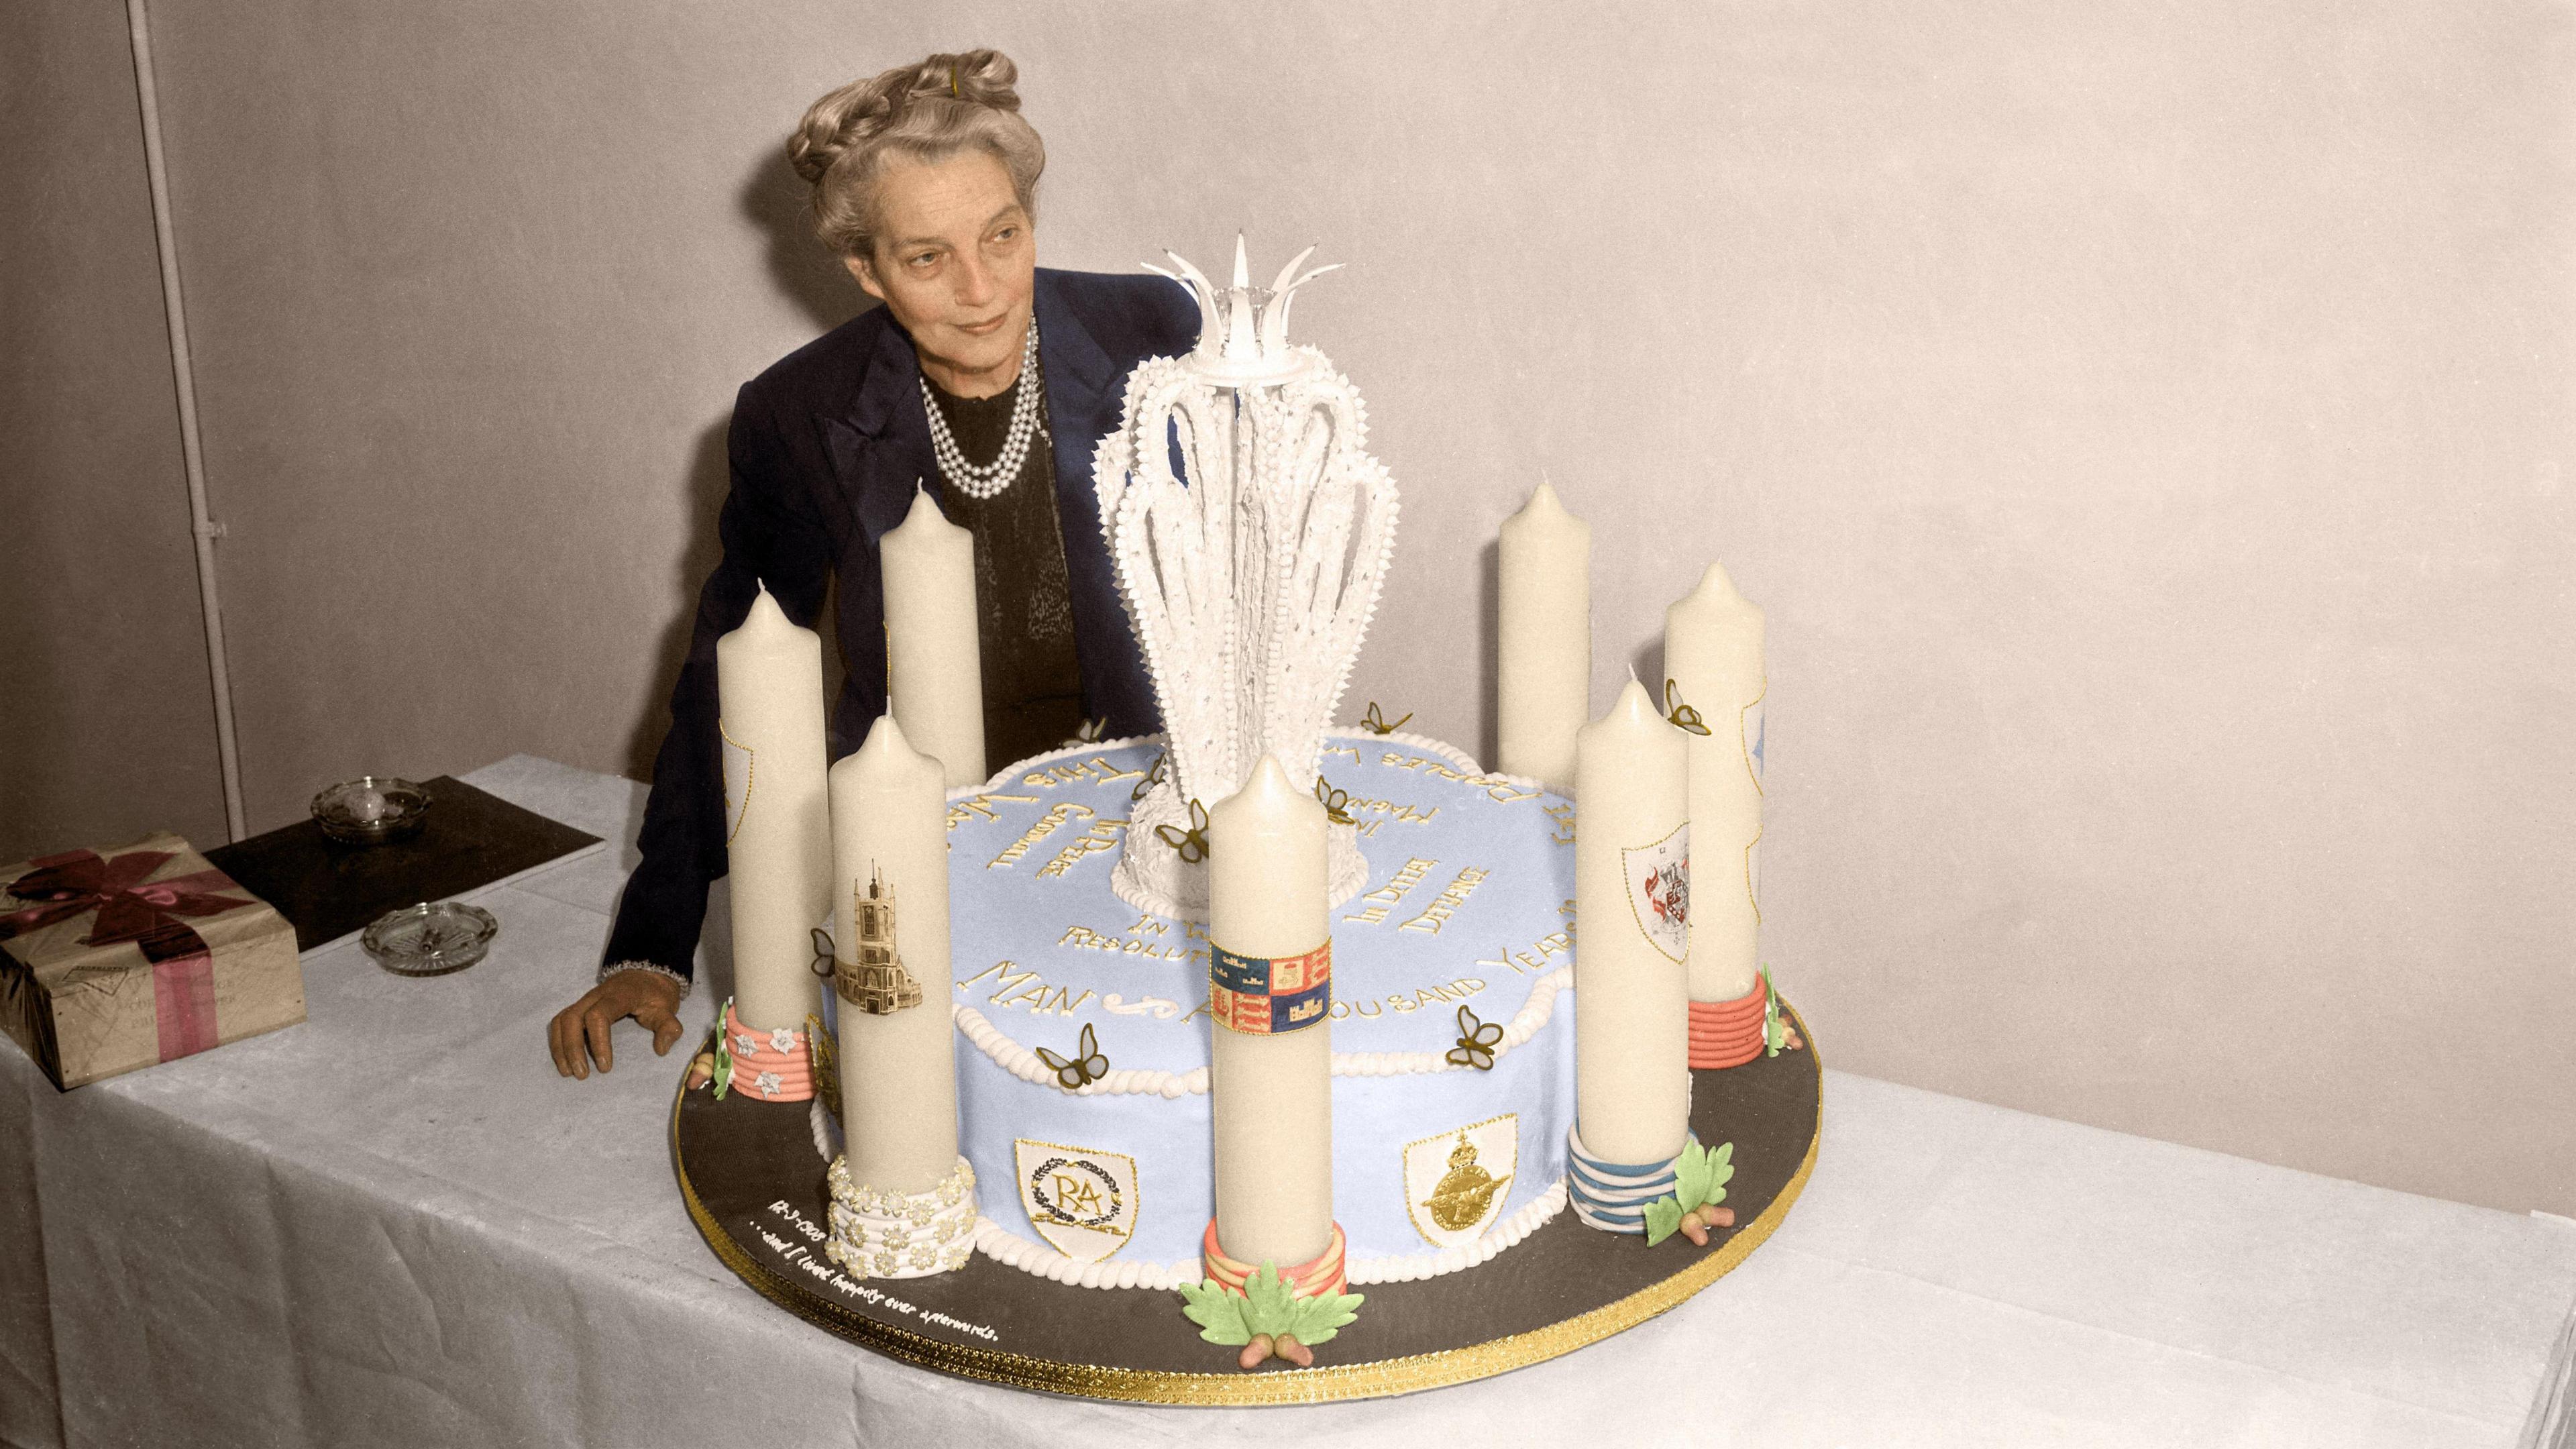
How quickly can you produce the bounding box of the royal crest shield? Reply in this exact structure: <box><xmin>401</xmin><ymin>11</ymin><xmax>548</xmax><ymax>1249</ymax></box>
<box><xmin>1405</xmin><ymin>1114</ymin><xmax>1518</xmax><ymax>1249</ymax></box>
<box><xmin>1014</xmin><ymin>1139</ymin><xmax>1139</xmax><ymax>1263</ymax></box>
<box><xmin>719</xmin><ymin>720</ymin><xmax>753</xmax><ymax>844</ymax></box>
<box><xmin>1622</xmin><ymin>821</ymin><xmax>1690</xmax><ymax>965</ymax></box>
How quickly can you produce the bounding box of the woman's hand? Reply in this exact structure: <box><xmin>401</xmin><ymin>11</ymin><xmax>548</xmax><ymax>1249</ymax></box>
<box><xmin>548</xmin><ymin>968</ymin><xmax>685</xmax><ymax>1079</ymax></box>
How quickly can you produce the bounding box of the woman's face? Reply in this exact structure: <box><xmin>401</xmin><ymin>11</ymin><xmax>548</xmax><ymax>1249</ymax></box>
<box><xmin>846</xmin><ymin>150</ymin><xmax>1036</xmax><ymax>398</ymax></box>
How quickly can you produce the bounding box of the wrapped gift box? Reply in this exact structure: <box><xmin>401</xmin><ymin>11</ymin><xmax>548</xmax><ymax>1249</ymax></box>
<box><xmin>0</xmin><ymin>833</ymin><xmax>305</xmax><ymax>1089</ymax></box>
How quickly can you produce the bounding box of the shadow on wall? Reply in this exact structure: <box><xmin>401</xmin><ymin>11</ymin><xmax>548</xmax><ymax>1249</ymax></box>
<box><xmin>619</xmin><ymin>149</ymin><xmax>868</xmax><ymax>784</ymax></box>
<box><xmin>745</xmin><ymin>140</ymin><xmax>868</xmax><ymax>337</ymax></box>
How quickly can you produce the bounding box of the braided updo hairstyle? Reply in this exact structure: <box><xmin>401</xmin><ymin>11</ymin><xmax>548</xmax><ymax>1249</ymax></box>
<box><xmin>788</xmin><ymin>49</ymin><xmax>1045</xmax><ymax>262</ymax></box>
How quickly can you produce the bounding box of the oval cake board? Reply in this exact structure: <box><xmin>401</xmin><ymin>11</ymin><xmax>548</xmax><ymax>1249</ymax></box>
<box><xmin>674</xmin><ymin>1002</ymin><xmax>1820</xmax><ymax>1405</ymax></box>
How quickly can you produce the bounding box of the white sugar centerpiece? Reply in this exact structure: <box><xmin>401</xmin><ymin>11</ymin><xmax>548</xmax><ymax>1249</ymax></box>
<box><xmin>1093</xmin><ymin>239</ymin><xmax>1400</xmax><ymax>914</ymax></box>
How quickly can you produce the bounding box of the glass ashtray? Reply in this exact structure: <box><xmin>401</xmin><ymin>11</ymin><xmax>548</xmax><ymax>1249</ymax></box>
<box><xmin>362</xmin><ymin>902</ymin><xmax>498</xmax><ymax>977</ymax></box>
<box><xmin>312</xmin><ymin>776</ymin><xmax>432</xmax><ymax>845</ymax></box>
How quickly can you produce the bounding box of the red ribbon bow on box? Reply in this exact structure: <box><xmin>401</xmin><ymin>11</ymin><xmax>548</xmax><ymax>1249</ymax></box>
<box><xmin>1</xmin><ymin>847</ymin><xmax>256</xmax><ymax>1062</ymax></box>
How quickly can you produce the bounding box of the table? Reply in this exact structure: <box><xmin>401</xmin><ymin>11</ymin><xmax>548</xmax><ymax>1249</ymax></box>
<box><xmin>5</xmin><ymin>756</ymin><xmax>2573</xmax><ymax>1448</ymax></box>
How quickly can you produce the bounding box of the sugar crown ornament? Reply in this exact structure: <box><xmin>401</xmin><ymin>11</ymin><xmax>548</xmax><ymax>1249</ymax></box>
<box><xmin>1095</xmin><ymin>238</ymin><xmax>1398</xmax><ymax>914</ymax></box>
<box><xmin>1142</xmin><ymin>235</ymin><xmax>1344</xmax><ymax>386</ymax></box>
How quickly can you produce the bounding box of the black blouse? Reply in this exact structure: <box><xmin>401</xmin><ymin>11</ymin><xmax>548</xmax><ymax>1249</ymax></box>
<box><xmin>923</xmin><ymin>370</ymin><xmax>1088</xmax><ymax>769</ymax></box>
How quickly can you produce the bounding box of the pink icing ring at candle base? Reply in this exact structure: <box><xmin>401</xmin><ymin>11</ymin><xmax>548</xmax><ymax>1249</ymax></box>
<box><xmin>1687</xmin><ymin>975</ymin><xmax>1770</xmax><ymax>1070</ymax></box>
<box><xmin>1200</xmin><ymin>1219</ymin><xmax>1349</xmax><ymax>1299</ymax></box>
<box><xmin>722</xmin><ymin>1001</ymin><xmax>816</xmax><ymax>1102</ymax></box>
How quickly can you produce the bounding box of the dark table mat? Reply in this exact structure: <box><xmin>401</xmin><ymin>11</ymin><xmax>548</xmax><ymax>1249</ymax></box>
<box><xmin>207</xmin><ymin>775</ymin><xmax>602</xmax><ymax>951</ymax></box>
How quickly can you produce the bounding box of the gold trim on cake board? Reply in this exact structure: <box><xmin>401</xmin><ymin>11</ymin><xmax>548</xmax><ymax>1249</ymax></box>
<box><xmin>674</xmin><ymin>1003</ymin><xmax>1822</xmax><ymax>1405</ymax></box>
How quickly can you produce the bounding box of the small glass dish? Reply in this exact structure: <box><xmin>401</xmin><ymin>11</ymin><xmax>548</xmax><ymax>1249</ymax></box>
<box><xmin>312</xmin><ymin>776</ymin><xmax>432</xmax><ymax>845</ymax></box>
<box><xmin>362</xmin><ymin>901</ymin><xmax>498</xmax><ymax>977</ymax></box>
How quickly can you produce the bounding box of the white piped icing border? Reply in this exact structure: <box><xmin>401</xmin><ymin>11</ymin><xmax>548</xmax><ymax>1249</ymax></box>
<box><xmin>954</xmin><ymin>963</ymin><xmax>1573</xmax><ymax>1097</ymax></box>
<box><xmin>946</xmin><ymin>729</ymin><xmax>1534</xmax><ymax>809</ymax></box>
<box><xmin>970</xmin><ymin>1177</ymin><xmax>1568</xmax><ymax>1290</ymax></box>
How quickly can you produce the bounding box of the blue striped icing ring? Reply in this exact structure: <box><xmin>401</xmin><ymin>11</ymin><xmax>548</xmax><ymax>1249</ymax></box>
<box><xmin>1565</xmin><ymin>1124</ymin><xmax>1695</xmax><ymax>1235</ymax></box>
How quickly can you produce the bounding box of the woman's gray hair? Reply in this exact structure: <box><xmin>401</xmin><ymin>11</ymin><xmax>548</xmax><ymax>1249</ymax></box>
<box><xmin>788</xmin><ymin>49</ymin><xmax>1045</xmax><ymax>262</ymax></box>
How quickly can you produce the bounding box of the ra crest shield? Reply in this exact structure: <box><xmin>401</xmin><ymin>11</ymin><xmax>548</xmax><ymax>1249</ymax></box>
<box><xmin>1014</xmin><ymin>1139</ymin><xmax>1138</xmax><ymax>1263</ymax></box>
<box><xmin>1622</xmin><ymin>822</ymin><xmax>1690</xmax><ymax>964</ymax></box>
<box><xmin>1405</xmin><ymin>1114</ymin><xmax>1517</xmax><ymax>1249</ymax></box>
<box><xmin>719</xmin><ymin>720</ymin><xmax>753</xmax><ymax>844</ymax></box>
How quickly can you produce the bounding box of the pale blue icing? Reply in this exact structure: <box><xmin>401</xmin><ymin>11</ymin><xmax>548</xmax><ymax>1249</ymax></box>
<box><xmin>944</xmin><ymin>730</ymin><xmax>1578</xmax><ymax>1269</ymax></box>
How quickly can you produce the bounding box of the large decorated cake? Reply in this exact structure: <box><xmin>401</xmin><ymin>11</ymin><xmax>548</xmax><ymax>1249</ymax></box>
<box><xmin>945</xmin><ymin>728</ymin><xmax>1577</xmax><ymax>1287</ymax></box>
<box><xmin>681</xmin><ymin>239</ymin><xmax>1799</xmax><ymax>1394</ymax></box>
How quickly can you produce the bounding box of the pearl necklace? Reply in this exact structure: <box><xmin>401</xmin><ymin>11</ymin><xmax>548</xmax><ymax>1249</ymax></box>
<box><xmin>920</xmin><ymin>320</ymin><xmax>1048</xmax><ymax>500</ymax></box>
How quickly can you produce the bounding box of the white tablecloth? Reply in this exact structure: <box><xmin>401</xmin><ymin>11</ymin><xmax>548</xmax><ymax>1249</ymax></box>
<box><xmin>5</xmin><ymin>755</ymin><xmax>2572</xmax><ymax>1448</ymax></box>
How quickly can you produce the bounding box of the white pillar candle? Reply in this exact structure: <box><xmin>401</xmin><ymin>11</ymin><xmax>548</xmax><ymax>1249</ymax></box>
<box><xmin>828</xmin><ymin>712</ymin><xmax>958</xmax><ymax>1195</ymax></box>
<box><xmin>715</xmin><ymin>584</ymin><xmax>831</xmax><ymax>1033</ymax></box>
<box><xmin>1664</xmin><ymin>561</ymin><xmax>1766</xmax><ymax>1003</ymax></box>
<box><xmin>1573</xmin><ymin>678</ymin><xmax>1691</xmax><ymax>1165</ymax></box>
<box><xmin>1498</xmin><ymin>481</ymin><xmax>1591</xmax><ymax>792</ymax></box>
<box><xmin>881</xmin><ymin>486</ymin><xmax>986</xmax><ymax>788</ymax></box>
<box><xmin>1206</xmin><ymin>753</ymin><xmax>1335</xmax><ymax>1269</ymax></box>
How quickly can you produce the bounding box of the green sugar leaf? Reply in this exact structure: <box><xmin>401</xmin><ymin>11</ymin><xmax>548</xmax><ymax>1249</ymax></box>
<box><xmin>1178</xmin><ymin>1279</ymin><xmax>1254</xmax><ymax>1346</ymax></box>
<box><xmin>1643</xmin><ymin>1195</ymin><xmax>1684</xmax><ymax>1247</ymax></box>
<box><xmin>1674</xmin><ymin>1141</ymin><xmax>1713</xmax><ymax>1210</ymax></box>
<box><xmin>1705</xmin><ymin>1140</ymin><xmax>1735</xmax><ymax>1205</ymax></box>
<box><xmin>1242</xmin><ymin>1263</ymin><xmax>1299</xmax><ymax>1337</ymax></box>
<box><xmin>1286</xmin><ymin>1290</ymin><xmax>1366</xmax><ymax>1346</ymax></box>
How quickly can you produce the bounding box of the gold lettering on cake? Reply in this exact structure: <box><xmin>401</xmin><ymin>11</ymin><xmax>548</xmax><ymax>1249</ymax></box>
<box><xmin>1020</xmin><ymin>755</ymin><xmax>1148</xmax><ymax>791</ymax></box>
<box><xmin>1397</xmin><ymin>867</ymin><xmax>1492</xmax><ymax>935</ymax></box>
<box><xmin>947</xmin><ymin>792</ymin><xmax>1042</xmax><ymax>830</ymax></box>
<box><xmin>1051</xmin><ymin>1171</ymin><xmax>1108</xmax><ymax>1218</ymax></box>
<box><xmin>1474</xmin><ymin>928</ymin><xmax>1576</xmax><ymax>977</ymax></box>
<box><xmin>988</xmin><ymin>802</ymin><xmax>1095</xmax><ymax>869</ymax></box>
<box><xmin>1377</xmin><ymin>751</ymin><xmax>1546</xmax><ymax>804</ymax></box>
<box><xmin>1057</xmin><ymin>924</ymin><xmax>1187</xmax><ymax>961</ymax></box>
<box><xmin>1544</xmin><ymin>802</ymin><xmax>1576</xmax><ymax>846</ymax></box>
<box><xmin>1036</xmin><ymin>818</ymin><xmax>1128</xmax><ymax>878</ymax></box>
<box><xmin>953</xmin><ymin>962</ymin><xmax>1097</xmax><ymax>1017</ymax></box>
<box><xmin>1342</xmin><ymin>855</ymin><xmax>1440</xmax><ymax>925</ymax></box>
<box><xmin>1324</xmin><ymin>978</ymin><xmax>1488</xmax><ymax>1020</ymax></box>
<box><xmin>1332</xmin><ymin>792</ymin><xmax>1440</xmax><ymax>826</ymax></box>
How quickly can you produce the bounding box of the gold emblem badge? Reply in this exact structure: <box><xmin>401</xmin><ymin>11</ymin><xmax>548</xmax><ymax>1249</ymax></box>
<box><xmin>1403</xmin><ymin>1114</ymin><xmax>1517</xmax><ymax>1248</ymax></box>
<box><xmin>1013</xmin><ymin>1139</ymin><xmax>1140</xmax><ymax>1263</ymax></box>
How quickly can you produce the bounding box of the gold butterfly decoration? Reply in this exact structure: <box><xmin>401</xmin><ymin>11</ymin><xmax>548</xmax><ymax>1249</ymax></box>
<box><xmin>1313</xmin><ymin>777</ymin><xmax>1356</xmax><ymax>826</ymax></box>
<box><xmin>1155</xmin><ymin>797</ymin><xmax>1210</xmax><ymax>863</ymax></box>
<box><xmin>1446</xmin><ymin>1005</ymin><xmax>1504</xmax><ymax>1071</ymax></box>
<box><xmin>1063</xmin><ymin>717</ymin><xmax>1110</xmax><ymax>747</ymax></box>
<box><xmin>1360</xmin><ymin>702</ymin><xmax>1413</xmax><ymax>735</ymax></box>
<box><xmin>1132</xmin><ymin>751</ymin><xmax>1169</xmax><ymax>803</ymax></box>
<box><xmin>1036</xmin><ymin>1022</ymin><xmax>1110</xmax><ymax>1089</ymax></box>
<box><xmin>808</xmin><ymin>926</ymin><xmax>837</xmax><ymax>979</ymax></box>
<box><xmin>1663</xmin><ymin>678</ymin><xmax>1713</xmax><ymax>736</ymax></box>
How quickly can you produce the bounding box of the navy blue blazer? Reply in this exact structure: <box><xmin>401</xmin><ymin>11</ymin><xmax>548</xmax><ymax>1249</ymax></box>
<box><xmin>602</xmin><ymin>268</ymin><xmax>1199</xmax><ymax>982</ymax></box>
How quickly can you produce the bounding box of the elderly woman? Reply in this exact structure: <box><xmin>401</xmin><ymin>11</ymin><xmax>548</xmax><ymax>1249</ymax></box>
<box><xmin>549</xmin><ymin>50</ymin><xmax>1193</xmax><ymax>1076</ymax></box>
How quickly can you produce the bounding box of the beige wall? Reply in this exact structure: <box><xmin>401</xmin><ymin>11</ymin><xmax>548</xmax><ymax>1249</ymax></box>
<box><xmin>11</xmin><ymin>1</ymin><xmax>2571</xmax><ymax>1215</ymax></box>
<box><xmin>0</xmin><ymin>0</ymin><xmax>227</xmax><ymax>865</ymax></box>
